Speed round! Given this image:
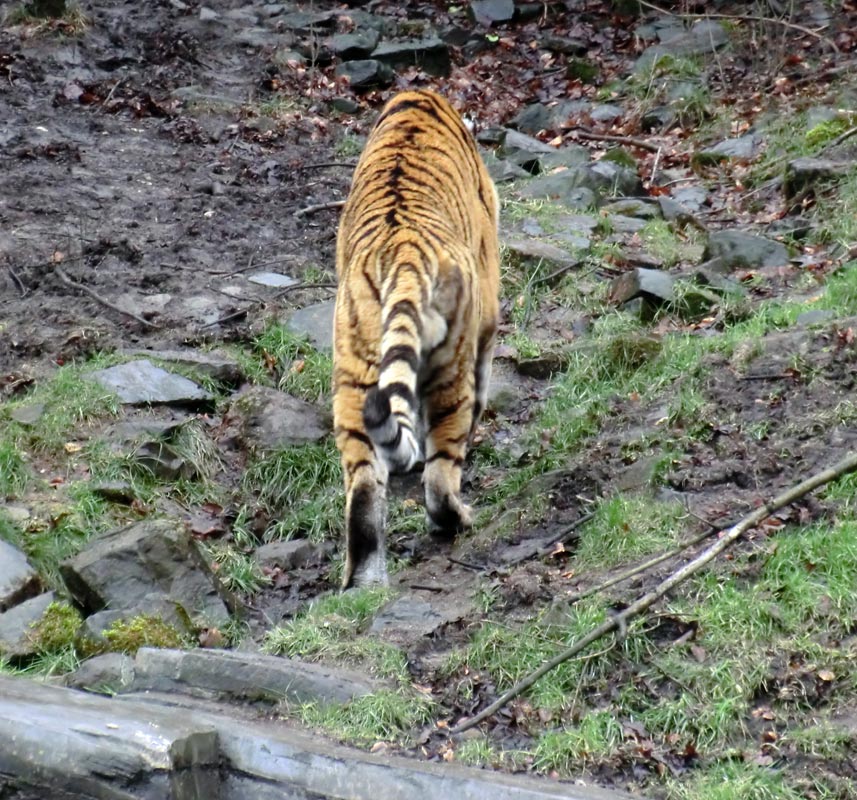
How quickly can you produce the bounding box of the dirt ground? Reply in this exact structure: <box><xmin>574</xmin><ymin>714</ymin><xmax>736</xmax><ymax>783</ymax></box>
<box><xmin>3</xmin><ymin>1</ymin><xmax>857</xmax><ymax>797</ymax></box>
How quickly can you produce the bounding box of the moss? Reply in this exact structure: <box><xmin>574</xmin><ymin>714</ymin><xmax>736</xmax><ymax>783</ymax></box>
<box><xmin>29</xmin><ymin>602</ymin><xmax>82</xmax><ymax>653</ymax></box>
<box><xmin>103</xmin><ymin>614</ymin><xmax>187</xmax><ymax>655</ymax></box>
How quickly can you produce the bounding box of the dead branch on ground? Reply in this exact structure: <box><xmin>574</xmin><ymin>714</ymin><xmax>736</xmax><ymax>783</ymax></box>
<box><xmin>449</xmin><ymin>452</ymin><xmax>857</xmax><ymax>735</ymax></box>
<box><xmin>294</xmin><ymin>200</ymin><xmax>346</xmax><ymax>218</ymax></box>
<box><xmin>54</xmin><ymin>265</ymin><xmax>160</xmax><ymax>329</ymax></box>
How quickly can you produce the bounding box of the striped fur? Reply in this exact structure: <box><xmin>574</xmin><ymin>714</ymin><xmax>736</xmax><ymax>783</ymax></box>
<box><xmin>333</xmin><ymin>90</ymin><xmax>500</xmax><ymax>588</ymax></box>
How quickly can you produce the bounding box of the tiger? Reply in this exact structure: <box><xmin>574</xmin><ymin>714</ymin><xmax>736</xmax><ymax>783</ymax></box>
<box><xmin>332</xmin><ymin>89</ymin><xmax>500</xmax><ymax>589</ymax></box>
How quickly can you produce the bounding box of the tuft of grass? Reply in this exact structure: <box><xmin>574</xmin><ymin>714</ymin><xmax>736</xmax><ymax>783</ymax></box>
<box><xmin>298</xmin><ymin>688</ymin><xmax>434</xmax><ymax>746</ymax></box>
<box><xmin>264</xmin><ymin>588</ymin><xmax>406</xmax><ymax>680</ymax></box>
<box><xmin>455</xmin><ymin>735</ymin><xmax>498</xmax><ymax>767</ymax></box>
<box><xmin>29</xmin><ymin>601</ymin><xmax>82</xmax><ymax>653</ymax></box>
<box><xmin>205</xmin><ymin>544</ymin><xmax>270</xmax><ymax>595</ymax></box>
<box><xmin>574</xmin><ymin>496</ymin><xmax>685</xmax><ymax>569</ymax></box>
<box><xmin>254</xmin><ymin>325</ymin><xmax>332</xmax><ymax>402</ymax></box>
<box><xmin>243</xmin><ymin>441</ymin><xmax>342</xmax><ymax>542</ymax></box>
<box><xmin>334</xmin><ymin>132</ymin><xmax>364</xmax><ymax>159</ymax></box>
<box><xmin>532</xmin><ymin>711</ymin><xmax>624</xmax><ymax>773</ymax></box>
<box><xmin>665</xmin><ymin>761</ymin><xmax>805</xmax><ymax>800</ymax></box>
<box><xmin>0</xmin><ymin>439</ymin><xmax>29</xmax><ymax>496</ymax></box>
<box><xmin>638</xmin><ymin>219</ymin><xmax>697</xmax><ymax>268</ymax></box>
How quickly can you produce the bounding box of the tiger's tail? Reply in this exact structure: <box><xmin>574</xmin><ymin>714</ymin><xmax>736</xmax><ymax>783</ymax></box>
<box><xmin>362</xmin><ymin>249</ymin><xmax>431</xmax><ymax>474</ymax></box>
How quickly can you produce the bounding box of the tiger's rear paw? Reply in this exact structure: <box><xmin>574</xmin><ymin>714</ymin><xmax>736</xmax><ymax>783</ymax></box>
<box><xmin>345</xmin><ymin>548</ymin><xmax>389</xmax><ymax>589</ymax></box>
<box><xmin>427</xmin><ymin>494</ymin><xmax>472</xmax><ymax>540</ymax></box>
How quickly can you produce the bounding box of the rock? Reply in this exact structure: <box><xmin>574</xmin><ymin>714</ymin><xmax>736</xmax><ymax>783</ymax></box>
<box><xmin>199</xmin><ymin>6</ymin><xmax>220</xmax><ymax>22</ymax></box>
<box><xmin>331</xmin><ymin>97</ymin><xmax>361</xmax><ymax>114</ymax></box>
<box><xmin>85</xmin><ymin>359</ymin><xmax>213</xmax><ymax>406</ymax></box>
<box><xmin>371</xmin><ymin>38</ymin><xmax>451</xmax><ymax>77</ymax></box>
<box><xmin>246</xmin><ymin>271</ymin><xmax>300</xmax><ymax>289</ymax></box>
<box><xmin>0</xmin><ymin>675</ymin><xmax>219</xmax><ymax>797</ymax></box>
<box><xmin>286</xmin><ymin>299</ymin><xmax>335</xmax><ymax>350</ymax></box>
<box><xmin>641</xmin><ymin>106</ymin><xmax>676</xmax><ymax>132</ymax></box>
<box><xmin>498</xmin><ymin>128</ymin><xmax>556</xmax><ymax>173</ymax></box>
<box><xmin>59</xmin><ymin>519</ymin><xmax>233</xmax><ymax>628</ymax></box>
<box><xmin>130</xmin><ymin>647</ymin><xmax>379</xmax><ymax>704</ymax></box>
<box><xmin>784</xmin><ymin>157</ymin><xmax>851</xmax><ymax>200</ymax></box>
<box><xmin>636</xmin><ymin>20</ymin><xmax>728</xmax><ymax>70</ymax></box>
<box><xmin>121</xmin><ymin>349</ymin><xmax>243</xmax><ymax>385</ymax></box>
<box><xmin>484</xmin><ymin>156</ymin><xmax>530</xmax><ymax>183</ymax></box>
<box><xmin>702</xmin><ymin>230</ymin><xmax>789</xmax><ymax>271</ymax></box>
<box><xmin>698</xmin><ymin>133</ymin><xmax>761</xmax><ymax>163</ymax></box>
<box><xmin>671</xmin><ymin>185</ymin><xmax>709</xmax><ymax>211</ymax></box>
<box><xmin>589</xmin><ymin>103</ymin><xmax>623</xmax><ymax>123</ymax></box>
<box><xmin>469</xmin><ymin>0</ymin><xmax>514</xmax><ymax>25</ymax></box>
<box><xmin>132</xmin><ymin>440</ymin><xmax>195</xmax><ymax>480</ymax></box>
<box><xmin>515</xmin><ymin>352</ymin><xmax>567</xmax><ymax>379</ymax></box>
<box><xmin>541</xmin><ymin>35</ymin><xmax>588</xmax><ymax>55</ymax></box>
<box><xmin>503</xmin><ymin>237</ymin><xmax>581</xmax><ymax>269</ymax></box>
<box><xmin>65</xmin><ymin>652</ymin><xmax>136</xmax><ymax>693</ymax></box>
<box><xmin>608</xmin><ymin>215</ymin><xmax>648</xmax><ymax>234</ymax></box>
<box><xmin>609</xmin><ymin>268</ymin><xmax>675</xmax><ymax>306</ymax></box>
<box><xmin>602</xmin><ymin>199</ymin><xmax>661</xmax><ymax>219</ymax></box>
<box><xmin>280</xmin><ymin>10</ymin><xmax>337</xmax><ymax>33</ymax></box>
<box><xmin>0</xmin><ymin>674</ymin><xmax>637</xmax><ymax>800</ymax></box>
<box><xmin>0</xmin><ymin>592</ymin><xmax>55</xmax><ymax>659</ymax></box>
<box><xmin>0</xmin><ymin>541</ymin><xmax>41</xmax><ymax>612</ymax></box>
<box><xmin>254</xmin><ymin>539</ymin><xmax>330</xmax><ymax>571</ymax></box>
<box><xmin>520</xmin><ymin>162</ymin><xmax>641</xmax><ymax>204</ymax></box>
<box><xmin>693</xmin><ymin>267</ymin><xmax>746</xmax><ymax>296</ymax></box>
<box><xmin>79</xmin><ymin>593</ymin><xmax>195</xmax><ymax>650</ymax></box>
<box><xmin>223</xmin><ymin>386</ymin><xmax>329</xmax><ymax>452</ymax></box>
<box><xmin>9</xmin><ymin>403</ymin><xmax>44</xmax><ymax>426</ymax></box>
<box><xmin>335</xmin><ymin>59</ymin><xmax>394</xmax><ymax>89</ymax></box>
<box><xmin>509</xmin><ymin>99</ymin><xmax>590</xmax><ymax>134</ymax></box>
<box><xmin>331</xmin><ymin>30</ymin><xmax>380</xmax><ymax>60</ymax></box>
<box><xmin>796</xmin><ymin>309</ymin><xmax>836</xmax><ymax>328</ymax></box>
<box><xmin>369</xmin><ymin>595</ymin><xmax>447</xmax><ymax>642</ymax></box>
<box><xmin>658</xmin><ymin>196</ymin><xmax>703</xmax><ymax>228</ymax></box>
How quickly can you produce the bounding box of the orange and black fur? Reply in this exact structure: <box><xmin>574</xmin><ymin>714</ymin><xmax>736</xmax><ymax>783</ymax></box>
<box><xmin>333</xmin><ymin>90</ymin><xmax>500</xmax><ymax>588</ymax></box>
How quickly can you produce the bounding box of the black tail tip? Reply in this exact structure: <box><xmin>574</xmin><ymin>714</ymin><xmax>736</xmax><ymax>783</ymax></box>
<box><xmin>363</xmin><ymin>385</ymin><xmax>391</xmax><ymax>430</ymax></box>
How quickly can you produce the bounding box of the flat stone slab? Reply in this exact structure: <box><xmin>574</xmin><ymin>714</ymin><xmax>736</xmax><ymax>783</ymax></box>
<box><xmin>122</xmin><ymin>349</ymin><xmax>243</xmax><ymax>384</ymax></box>
<box><xmin>286</xmin><ymin>300</ymin><xmax>335</xmax><ymax>350</ymax></box>
<box><xmin>0</xmin><ymin>592</ymin><xmax>55</xmax><ymax>659</ymax></box>
<box><xmin>0</xmin><ymin>676</ymin><xmax>639</xmax><ymax>800</ymax></box>
<box><xmin>130</xmin><ymin>647</ymin><xmax>380</xmax><ymax>704</ymax></box>
<box><xmin>60</xmin><ymin>519</ymin><xmax>232</xmax><ymax>628</ymax></box>
<box><xmin>0</xmin><ymin>540</ymin><xmax>40</xmax><ymax>613</ymax></box>
<box><xmin>86</xmin><ymin>359</ymin><xmax>213</xmax><ymax>405</ymax></box>
<box><xmin>0</xmin><ymin>675</ymin><xmax>219</xmax><ymax>799</ymax></box>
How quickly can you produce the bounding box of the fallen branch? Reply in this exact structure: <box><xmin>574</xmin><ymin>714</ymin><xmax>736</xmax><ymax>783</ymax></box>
<box><xmin>294</xmin><ymin>199</ymin><xmax>346</xmax><ymax>218</ymax></box>
<box><xmin>824</xmin><ymin>126</ymin><xmax>857</xmax><ymax>151</ymax></box>
<box><xmin>637</xmin><ymin>0</ymin><xmax>839</xmax><ymax>53</ymax></box>
<box><xmin>54</xmin><ymin>265</ymin><xmax>160</xmax><ymax>329</ymax></box>
<box><xmin>274</xmin><ymin>281</ymin><xmax>336</xmax><ymax>300</ymax></box>
<box><xmin>450</xmin><ymin>452</ymin><xmax>857</xmax><ymax>735</ymax></box>
<box><xmin>291</xmin><ymin>161</ymin><xmax>356</xmax><ymax>172</ymax></box>
<box><xmin>571</xmin><ymin>129</ymin><xmax>662</xmax><ymax>154</ymax></box>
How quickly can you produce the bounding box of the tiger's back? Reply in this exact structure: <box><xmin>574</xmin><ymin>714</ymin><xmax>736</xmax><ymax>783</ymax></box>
<box><xmin>333</xmin><ymin>90</ymin><xmax>500</xmax><ymax>588</ymax></box>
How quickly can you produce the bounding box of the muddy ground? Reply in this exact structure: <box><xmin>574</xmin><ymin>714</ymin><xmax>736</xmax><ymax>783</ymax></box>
<box><xmin>3</xmin><ymin>1</ymin><xmax>857</xmax><ymax>798</ymax></box>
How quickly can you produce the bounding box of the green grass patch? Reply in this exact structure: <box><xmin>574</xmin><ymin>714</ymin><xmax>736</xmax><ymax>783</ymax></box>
<box><xmin>102</xmin><ymin>614</ymin><xmax>188</xmax><ymax>655</ymax></box>
<box><xmin>205</xmin><ymin>543</ymin><xmax>271</xmax><ymax>595</ymax></box>
<box><xmin>264</xmin><ymin>588</ymin><xmax>407</xmax><ymax>680</ymax></box>
<box><xmin>0</xmin><ymin>438</ymin><xmax>29</xmax><ymax>496</ymax></box>
<box><xmin>574</xmin><ymin>496</ymin><xmax>686</xmax><ymax>569</ymax></box>
<box><xmin>254</xmin><ymin>325</ymin><xmax>332</xmax><ymax>402</ymax></box>
<box><xmin>532</xmin><ymin>711</ymin><xmax>624</xmax><ymax>773</ymax></box>
<box><xmin>298</xmin><ymin>687</ymin><xmax>434</xmax><ymax>746</ymax></box>
<box><xmin>334</xmin><ymin>132</ymin><xmax>364</xmax><ymax>159</ymax></box>
<box><xmin>665</xmin><ymin>761</ymin><xmax>805</xmax><ymax>800</ymax></box>
<box><xmin>243</xmin><ymin>440</ymin><xmax>342</xmax><ymax>542</ymax></box>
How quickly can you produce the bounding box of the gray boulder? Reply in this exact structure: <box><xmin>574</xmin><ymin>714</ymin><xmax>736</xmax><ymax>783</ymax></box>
<box><xmin>85</xmin><ymin>359</ymin><xmax>212</xmax><ymax>406</ymax></box>
<box><xmin>470</xmin><ymin>0</ymin><xmax>514</xmax><ymax>25</ymax></box>
<box><xmin>222</xmin><ymin>386</ymin><xmax>330</xmax><ymax>452</ymax></box>
<box><xmin>331</xmin><ymin>30</ymin><xmax>380</xmax><ymax>60</ymax></box>
<box><xmin>702</xmin><ymin>230</ymin><xmax>789</xmax><ymax>271</ymax></box>
<box><xmin>286</xmin><ymin>299</ymin><xmax>335</xmax><ymax>349</ymax></box>
<box><xmin>0</xmin><ymin>592</ymin><xmax>56</xmax><ymax>659</ymax></box>
<box><xmin>335</xmin><ymin>59</ymin><xmax>394</xmax><ymax>89</ymax></box>
<box><xmin>0</xmin><ymin>540</ymin><xmax>40</xmax><ymax>612</ymax></box>
<box><xmin>784</xmin><ymin>157</ymin><xmax>852</xmax><ymax>200</ymax></box>
<box><xmin>371</xmin><ymin>38</ymin><xmax>451</xmax><ymax>77</ymax></box>
<box><xmin>65</xmin><ymin>652</ymin><xmax>136</xmax><ymax>694</ymax></box>
<box><xmin>60</xmin><ymin>519</ymin><xmax>233</xmax><ymax>628</ymax></box>
<box><xmin>609</xmin><ymin>268</ymin><xmax>675</xmax><ymax>306</ymax></box>
<box><xmin>121</xmin><ymin>349</ymin><xmax>243</xmax><ymax>385</ymax></box>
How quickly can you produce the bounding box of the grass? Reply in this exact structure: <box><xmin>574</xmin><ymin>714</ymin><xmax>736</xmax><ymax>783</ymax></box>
<box><xmin>264</xmin><ymin>588</ymin><xmax>408</xmax><ymax>681</ymax></box>
<box><xmin>0</xmin><ymin>439</ymin><xmax>29</xmax><ymax>496</ymax></box>
<box><xmin>298</xmin><ymin>688</ymin><xmax>434</xmax><ymax>746</ymax></box>
<box><xmin>205</xmin><ymin>544</ymin><xmax>271</xmax><ymax>595</ymax></box>
<box><xmin>665</xmin><ymin>761</ymin><xmax>806</xmax><ymax>800</ymax></box>
<box><xmin>532</xmin><ymin>711</ymin><xmax>624</xmax><ymax>773</ymax></box>
<box><xmin>243</xmin><ymin>440</ymin><xmax>342</xmax><ymax>542</ymax></box>
<box><xmin>253</xmin><ymin>325</ymin><xmax>332</xmax><ymax>402</ymax></box>
<box><xmin>334</xmin><ymin>132</ymin><xmax>364</xmax><ymax>159</ymax></box>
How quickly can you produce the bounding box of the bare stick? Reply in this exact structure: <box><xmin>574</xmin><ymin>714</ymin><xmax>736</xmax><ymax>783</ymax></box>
<box><xmin>294</xmin><ymin>200</ymin><xmax>345</xmax><ymax>218</ymax></box>
<box><xmin>291</xmin><ymin>161</ymin><xmax>356</xmax><ymax>172</ymax></box>
<box><xmin>637</xmin><ymin>0</ymin><xmax>839</xmax><ymax>53</ymax></box>
<box><xmin>450</xmin><ymin>452</ymin><xmax>857</xmax><ymax>735</ymax></box>
<box><xmin>825</xmin><ymin>126</ymin><xmax>857</xmax><ymax>151</ymax></box>
<box><xmin>54</xmin><ymin>266</ymin><xmax>161</xmax><ymax>329</ymax></box>
<box><xmin>274</xmin><ymin>281</ymin><xmax>336</xmax><ymax>299</ymax></box>
<box><xmin>572</xmin><ymin>129</ymin><xmax>661</xmax><ymax>153</ymax></box>
<box><xmin>199</xmin><ymin>305</ymin><xmax>254</xmax><ymax>328</ymax></box>
<box><xmin>7</xmin><ymin>265</ymin><xmax>26</xmax><ymax>296</ymax></box>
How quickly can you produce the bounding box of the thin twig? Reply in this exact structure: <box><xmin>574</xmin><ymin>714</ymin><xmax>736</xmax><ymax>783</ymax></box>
<box><xmin>101</xmin><ymin>76</ymin><xmax>127</xmax><ymax>107</ymax></box>
<box><xmin>274</xmin><ymin>281</ymin><xmax>336</xmax><ymax>300</ymax></box>
<box><xmin>411</xmin><ymin>584</ymin><xmax>444</xmax><ymax>593</ymax></box>
<box><xmin>54</xmin><ymin>265</ymin><xmax>161</xmax><ymax>329</ymax></box>
<box><xmin>199</xmin><ymin>305</ymin><xmax>254</xmax><ymax>328</ymax></box>
<box><xmin>294</xmin><ymin>199</ymin><xmax>346</xmax><ymax>218</ymax></box>
<box><xmin>571</xmin><ymin>129</ymin><xmax>662</xmax><ymax>153</ymax></box>
<box><xmin>449</xmin><ymin>452</ymin><xmax>857</xmax><ymax>735</ymax></box>
<box><xmin>824</xmin><ymin>126</ymin><xmax>857</xmax><ymax>151</ymax></box>
<box><xmin>637</xmin><ymin>0</ymin><xmax>839</xmax><ymax>53</ymax></box>
<box><xmin>447</xmin><ymin>557</ymin><xmax>485</xmax><ymax>572</ymax></box>
<box><xmin>291</xmin><ymin>161</ymin><xmax>356</xmax><ymax>172</ymax></box>
<box><xmin>7</xmin><ymin>265</ymin><xmax>26</xmax><ymax>296</ymax></box>
<box><xmin>503</xmin><ymin>511</ymin><xmax>596</xmax><ymax>568</ymax></box>
<box><xmin>532</xmin><ymin>259</ymin><xmax>585</xmax><ymax>286</ymax></box>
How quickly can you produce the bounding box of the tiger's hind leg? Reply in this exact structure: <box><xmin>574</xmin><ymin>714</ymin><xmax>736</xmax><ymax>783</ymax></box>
<box><xmin>422</xmin><ymin>355</ymin><xmax>476</xmax><ymax>539</ymax></box>
<box><xmin>334</xmin><ymin>384</ymin><xmax>389</xmax><ymax>589</ymax></box>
